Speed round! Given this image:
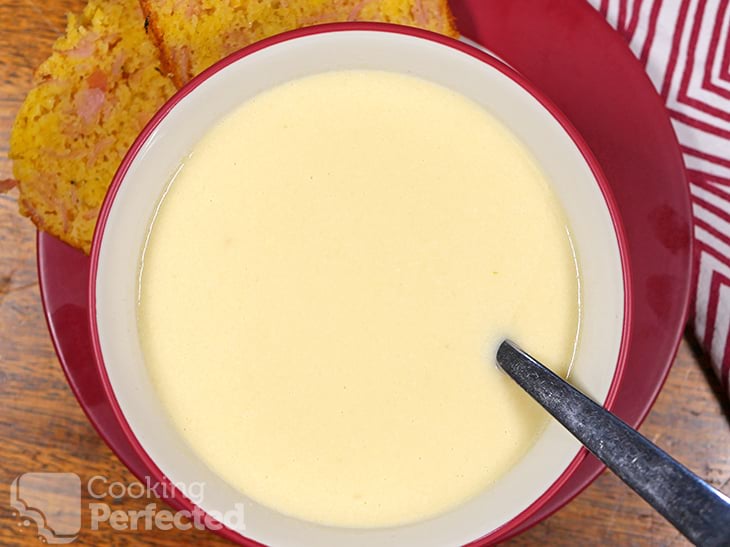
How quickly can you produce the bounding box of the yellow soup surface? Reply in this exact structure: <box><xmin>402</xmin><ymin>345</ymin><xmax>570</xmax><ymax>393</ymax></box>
<box><xmin>138</xmin><ymin>70</ymin><xmax>580</xmax><ymax>528</ymax></box>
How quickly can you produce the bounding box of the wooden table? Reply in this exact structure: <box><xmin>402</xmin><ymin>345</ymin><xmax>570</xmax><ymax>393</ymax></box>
<box><xmin>1</xmin><ymin>1</ymin><xmax>729</xmax><ymax>545</ymax></box>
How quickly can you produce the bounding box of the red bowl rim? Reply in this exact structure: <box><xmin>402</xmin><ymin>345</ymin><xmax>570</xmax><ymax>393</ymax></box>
<box><xmin>88</xmin><ymin>22</ymin><xmax>634</xmax><ymax>545</ymax></box>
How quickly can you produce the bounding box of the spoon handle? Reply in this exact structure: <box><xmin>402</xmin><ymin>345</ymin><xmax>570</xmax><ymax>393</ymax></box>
<box><xmin>496</xmin><ymin>340</ymin><xmax>730</xmax><ymax>547</ymax></box>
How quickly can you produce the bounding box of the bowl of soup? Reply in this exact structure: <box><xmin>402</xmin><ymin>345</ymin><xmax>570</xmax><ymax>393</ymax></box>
<box><xmin>89</xmin><ymin>23</ymin><xmax>630</xmax><ymax>545</ymax></box>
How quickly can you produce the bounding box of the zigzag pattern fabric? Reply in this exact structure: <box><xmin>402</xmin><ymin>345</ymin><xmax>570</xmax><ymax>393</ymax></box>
<box><xmin>589</xmin><ymin>0</ymin><xmax>730</xmax><ymax>394</ymax></box>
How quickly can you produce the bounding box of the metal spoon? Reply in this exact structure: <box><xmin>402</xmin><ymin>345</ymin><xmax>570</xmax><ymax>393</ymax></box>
<box><xmin>496</xmin><ymin>340</ymin><xmax>730</xmax><ymax>547</ymax></box>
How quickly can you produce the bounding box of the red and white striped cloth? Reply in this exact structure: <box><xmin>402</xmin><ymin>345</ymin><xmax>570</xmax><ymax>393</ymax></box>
<box><xmin>588</xmin><ymin>0</ymin><xmax>730</xmax><ymax>393</ymax></box>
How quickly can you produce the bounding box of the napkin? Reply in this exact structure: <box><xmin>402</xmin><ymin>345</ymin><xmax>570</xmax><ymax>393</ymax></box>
<box><xmin>589</xmin><ymin>0</ymin><xmax>730</xmax><ymax>395</ymax></box>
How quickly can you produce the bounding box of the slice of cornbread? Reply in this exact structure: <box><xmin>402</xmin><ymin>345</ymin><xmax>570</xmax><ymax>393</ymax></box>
<box><xmin>10</xmin><ymin>0</ymin><xmax>176</xmax><ymax>253</ymax></box>
<box><xmin>140</xmin><ymin>0</ymin><xmax>459</xmax><ymax>87</ymax></box>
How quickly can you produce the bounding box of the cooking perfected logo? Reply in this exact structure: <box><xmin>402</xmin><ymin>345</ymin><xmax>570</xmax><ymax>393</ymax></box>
<box><xmin>10</xmin><ymin>472</ymin><xmax>81</xmax><ymax>544</ymax></box>
<box><xmin>9</xmin><ymin>473</ymin><xmax>245</xmax><ymax>542</ymax></box>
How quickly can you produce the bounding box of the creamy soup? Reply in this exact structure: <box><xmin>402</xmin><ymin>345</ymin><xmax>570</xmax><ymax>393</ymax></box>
<box><xmin>138</xmin><ymin>70</ymin><xmax>580</xmax><ymax>528</ymax></box>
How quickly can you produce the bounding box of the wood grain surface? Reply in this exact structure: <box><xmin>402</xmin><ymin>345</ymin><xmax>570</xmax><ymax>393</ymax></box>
<box><xmin>1</xmin><ymin>1</ymin><xmax>729</xmax><ymax>545</ymax></box>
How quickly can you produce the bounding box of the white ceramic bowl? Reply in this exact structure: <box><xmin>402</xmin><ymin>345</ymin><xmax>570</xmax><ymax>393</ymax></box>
<box><xmin>90</xmin><ymin>24</ymin><xmax>630</xmax><ymax>546</ymax></box>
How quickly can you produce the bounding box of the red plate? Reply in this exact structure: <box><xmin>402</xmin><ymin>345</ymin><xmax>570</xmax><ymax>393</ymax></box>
<box><xmin>37</xmin><ymin>0</ymin><xmax>692</xmax><ymax>543</ymax></box>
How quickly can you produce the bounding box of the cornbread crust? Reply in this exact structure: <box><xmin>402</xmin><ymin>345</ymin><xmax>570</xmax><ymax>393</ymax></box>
<box><xmin>10</xmin><ymin>0</ymin><xmax>175</xmax><ymax>253</ymax></box>
<box><xmin>140</xmin><ymin>0</ymin><xmax>459</xmax><ymax>88</ymax></box>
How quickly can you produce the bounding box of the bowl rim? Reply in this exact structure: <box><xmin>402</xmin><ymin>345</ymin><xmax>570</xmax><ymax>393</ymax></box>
<box><xmin>88</xmin><ymin>22</ymin><xmax>634</xmax><ymax>545</ymax></box>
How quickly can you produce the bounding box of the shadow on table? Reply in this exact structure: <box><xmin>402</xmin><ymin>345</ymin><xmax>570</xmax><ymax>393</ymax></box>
<box><xmin>685</xmin><ymin>326</ymin><xmax>730</xmax><ymax>425</ymax></box>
